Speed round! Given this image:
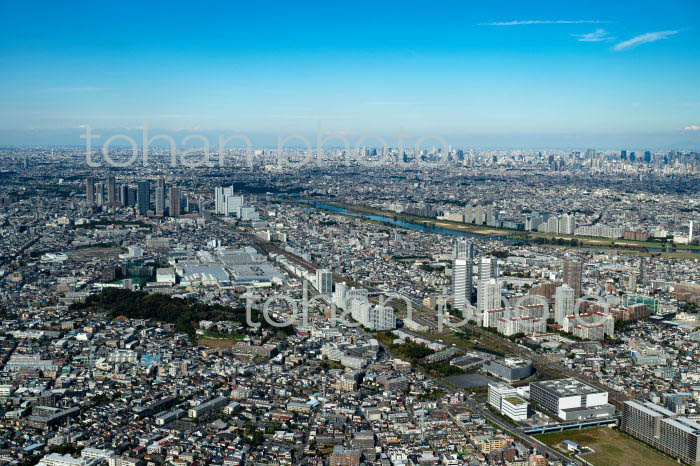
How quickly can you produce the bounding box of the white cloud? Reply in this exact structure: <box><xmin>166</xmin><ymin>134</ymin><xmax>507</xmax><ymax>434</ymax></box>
<box><xmin>613</xmin><ymin>30</ymin><xmax>679</xmax><ymax>51</ymax></box>
<box><xmin>682</xmin><ymin>125</ymin><xmax>700</xmax><ymax>131</ymax></box>
<box><xmin>573</xmin><ymin>28</ymin><xmax>614</xmax><ymax>42</ymax></box>
<box><xmin>480</xmin><ymin>20</ymin><xmax>604</xmax><ymax>26</ymax></box>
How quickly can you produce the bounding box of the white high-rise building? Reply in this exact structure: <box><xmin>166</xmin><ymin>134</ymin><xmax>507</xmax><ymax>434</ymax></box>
<box><xmin>316</xmin><ymin>269</ymin><xmax>333</xmax><ymax>294</ymax></box>
<box><xmin>368</xmin><ymin>304</ymin><xmax>395</xmax><ymax>331</ymax></box>
<box><xmin>214</xmin><ymin>186</ymin><xmax>242</xmax><ymax>216</ymax></box>
<box><xmin>214</xmin><ymin>186</ymin><xmax>234</xmax><ymax>214</ymax></box>
<box><xmin>334</xmin><ymin>282</ymin><xmax>348</xmax><ymax>308</ymax></box>
<box><xmin>453</xmin><ymin>258</ymin><xmax>472</xmax><ymax>309</ymax></box>
<box><xmin>554</xmin><ymin>285</ymin><xmax>575</xmax><ymax>324</ymax></box>
<box><xmin>477</xmin><ymin>257</ymin><xmax>499</xmax><ymax>312</ymax></box>
<box><xmin>352</xmin><ymin>302</ymin><xmax>395</xmax><ymax>330</ymax></box>
<box><xmin>559</xmin><ymin>213</ymin><xmax>576</xmax><ymax>235</ymax></box>
<box><xmin>478</xmin><ymin>278</ymin><xmax>502</xmax><ymax>313</ymax></box>
<box><xmin>453</xmin><ymin>239</ymin><xmax>474</xmax><ymax>309</ymax></box>
<box><xmin>690</xmin><ymin>220</ymin><xmax>695</xmax><ymax>242</ymax></box>
<box><xmin>478</xmin><ymin>256</ymin><xmax>498</xmax><ymax>281</ymax></box>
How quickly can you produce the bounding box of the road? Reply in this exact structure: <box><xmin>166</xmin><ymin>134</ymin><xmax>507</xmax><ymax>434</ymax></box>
<box><xmin>444</xmin><ymin>398</ymin><xmax>576</xmax><ymax>465</ymax></box>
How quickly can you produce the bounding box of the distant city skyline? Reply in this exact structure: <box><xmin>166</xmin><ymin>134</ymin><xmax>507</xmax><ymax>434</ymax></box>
<box><xmin>1</xmin><ymin>0</ymin><xmax>699</xmax><ymax>147</ymax></box>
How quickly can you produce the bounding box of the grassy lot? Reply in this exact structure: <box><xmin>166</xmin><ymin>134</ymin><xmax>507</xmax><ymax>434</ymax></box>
<box><xmin>198</xmin><ymin>337</ymin><xmax>237</xmax><ymax>349</ymax></box>
<box><xmin>535</xmin><ymin>427</ymin><xmax>677</xmax><ymax>466</ymax></box>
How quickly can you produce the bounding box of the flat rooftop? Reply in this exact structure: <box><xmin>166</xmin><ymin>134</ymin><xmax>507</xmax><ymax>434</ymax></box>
<box><xmin>533</xmin><ymin>378</ymin><xmax>605</xmax><ymax>397</ymax></box>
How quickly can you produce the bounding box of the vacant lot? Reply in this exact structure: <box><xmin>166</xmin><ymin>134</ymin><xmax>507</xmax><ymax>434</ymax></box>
<box><xmin>535</xmin><ymin>427</ymin><xmax>677</xmax><ymax>466</ymax></box>
<box><xmin>198</xmin><ymin>337</ymin><xmax>236</xmax><ymax>349</ymax></box>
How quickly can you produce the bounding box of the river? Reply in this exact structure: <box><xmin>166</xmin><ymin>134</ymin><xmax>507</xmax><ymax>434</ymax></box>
<box><xmin>299</xmin><ymin>200</ymin><xmax>700</xmax><ymax>255</ymax></box>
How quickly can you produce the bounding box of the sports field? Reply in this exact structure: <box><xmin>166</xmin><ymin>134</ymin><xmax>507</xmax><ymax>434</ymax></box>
<box><xmin>535</xmin><ymin>427</ymin><xmax>677</xmax><ymax>466</ymax></box>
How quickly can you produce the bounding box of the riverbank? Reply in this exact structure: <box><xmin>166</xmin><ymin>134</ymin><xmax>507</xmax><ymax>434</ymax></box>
<box><xmin>305</xmin><ymin>198</ymin><xmax>700</xmax><ymax>258</ymax></box>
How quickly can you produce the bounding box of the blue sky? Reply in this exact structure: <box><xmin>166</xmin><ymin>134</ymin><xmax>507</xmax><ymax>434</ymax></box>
<box><xmin>1</xmin><ymin>0</ymin><xmax>699</xmax><ymax>148</ymax></box>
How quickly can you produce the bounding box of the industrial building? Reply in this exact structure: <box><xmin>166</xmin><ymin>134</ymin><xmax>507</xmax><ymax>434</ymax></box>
<box><xmin>483</xmin><ymin>357</ymin><xmax>534</xmax><ymax>382</ymax></box>
<box><xmin>529</xmin><ymin>378</ymin><xmax>615</xmax><ymax>421</ymax></box>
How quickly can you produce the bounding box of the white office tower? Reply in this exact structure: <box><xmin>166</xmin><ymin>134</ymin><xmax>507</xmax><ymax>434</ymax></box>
<box><xmin>554</xmin><ymin>285</ymin><xmax>576</xmax><ymax>324</ymax></box>
<box><xmin>477</xmin><ymin>257</ymin><xmax>499</xmax><ymax>312</ymax></box>
<box><xmin>214</xmin><ymin>186</ymin><xmax>245</xmax><ymax>216</ymax></box>
<box><xmin>453</xmin><ymin>239</ymin><xmax>474</xmax><ymax>309</ymax></box>
<box><xmin>214</xmin><ymin>186</ymin><xmax>234</xmax><ymax>214</ymax></box>
<box><xmin>316</xmin><ymin>269</ymin><xmax>333</xmax><ymax>294</ymax></box>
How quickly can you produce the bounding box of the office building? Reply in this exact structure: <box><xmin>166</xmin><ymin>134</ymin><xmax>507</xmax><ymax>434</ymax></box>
<box><xmin>169</xmin><ymin>186</ymin><xmax>180</xmax><ymax>217</ymax></box>
<box><xmin>154</xmin><ymin>177</ymin><xmax>165</xmax><ymax>215</ymax></box>
<box><xmin>119</xmin><ymin>184</ymin><xmax>129</xmax><ymax>207</ymax></box>
<box><xmin>530</xmin><ymin>378</ymin><xmax>615</xmax><ymax>421</ymax></box>
<box><xmin>107</xmin><ymin>176</ymin><xmax>116</xmax><ymax>205</ymax></box>
<box><xmin>563</xmin><ymin>260</ymin><xmax>583</xmax><ymax>297</ymax></box>
<box><xmin>502</xmin><ymin>395</ymin><xmax>529</xmax><ymax>421</ymax></box>
<box><xmin>488</xmin><ymin>382</ymin><xmax>517</xmax><ymax>410</ymax></box>
<box><xmin>155</xmin><ymin>187</ymin><xmax>165</xmax><ymax>216</ymax></box>
<box><xmin>316</xmin><ymin>268</ymin><xmax>333</xmax><ymax>293</ymax></box>
<box><xmin>157</xmin><ymin>177</ymin><xmax>165</xmax><ymax>208</ymax></box>
<box><xmin>126</xmin><ymin>186</ymin><xmax>137</xmax><ymax>206</ymax></box>
<box><xmin>94</xmin><ymin>182</ymin><xmax>104</xmax><ymax>207</ymax></box>
<box><xmin>85</xmin><ymin>177</ymin><xmax>94</xmax><ymax>204</ymax></box>
<box><xmin>137</xmin><ymin>181</ymin><xmax>150</xmax><ymax>215</ymax></box>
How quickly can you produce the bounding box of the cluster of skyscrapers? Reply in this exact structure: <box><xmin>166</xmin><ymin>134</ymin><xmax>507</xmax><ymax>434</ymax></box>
<box><xmin>85</xmin><ymin>176</ymin><xmax>182</xmax><ymax>217</ymax></box>
<box><xmin>451</xmin><ymin>238</ymin><xmax>500</xmax><ymax>314</ymax></box>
